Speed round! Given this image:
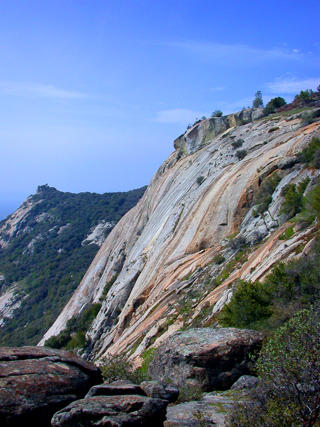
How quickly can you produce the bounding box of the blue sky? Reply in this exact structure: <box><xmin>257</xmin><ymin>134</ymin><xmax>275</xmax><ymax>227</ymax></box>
<box><xmin>0</xmin><ymin>0</ymin><xmax>320</xmax><ymax>217</ymax></box>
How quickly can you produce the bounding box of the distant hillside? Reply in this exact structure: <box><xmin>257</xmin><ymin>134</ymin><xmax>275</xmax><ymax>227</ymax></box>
<box><xmin>0</xmin><ymin>184</ymin><xmax>146</xmax><ymax>346</ymax></box>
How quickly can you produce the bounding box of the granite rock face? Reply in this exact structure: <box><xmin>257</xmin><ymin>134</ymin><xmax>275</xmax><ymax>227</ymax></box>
<box><xmin>173</xmin><ymin>109</ymin><xmax>264</xmax><ymax>155</ymax></box>
<box><xmin>40</xmin><ymin>109</ymin><xmax>320</xmax><ymax>366</ymax></box>
<box><xmin>148</xmin><ymin>328</ymin><xmax>263</xmax><ymax>391</ymax></box>
<box><xmin>52</xmin><ymin>380</ymin><xmax>169</xmax><ymax>427</ymax></box>
<box><xmin>0</xmin><ymin>346</ymin><xmax>102</xmax><ymax>427</ymax></box>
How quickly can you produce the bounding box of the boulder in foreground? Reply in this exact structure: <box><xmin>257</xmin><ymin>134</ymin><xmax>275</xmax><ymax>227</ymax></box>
<box><xmin>52</xmin><ymin>381</ymin><xmax>168</xmax><ymax>427</ymax></box>
<box><xmin>0</xmin><ymin>346</ymin><xmax>102</xmax><ymax>427</ymax></box>
<box><xmin>148</xmin><ymin>327</ymin><xmax>263</xmax><ymax>391</ymax></box>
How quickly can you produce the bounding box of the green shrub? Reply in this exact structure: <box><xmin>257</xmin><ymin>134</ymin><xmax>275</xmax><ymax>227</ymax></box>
<box><xmin>213</xmin><ymin>254</ymin><xmax>226</xmax><ymax>265</ymax></box>
<box><xmin>278</xmin><ymin>225</ymin><xmax>294</xmax><ymax>240</ymax></box>
<box><xmin>139</xmin><ymin>347</ymin><xmax>156</xmax><ymax>380</ymax></box>
<box><xmin>101</xmin><ymin>350</ymin><xmax>154</xmax><ymax>384</ymax></box>
<box><xmin>231</xmin><ymin>139</ymin><xmax>244</xmax><ymax>149</ymax></box>
<box><xmin>294</xmin><ymin>89</ymin><xmax>315</xmax><ymax>104</ymax></box>
<box><xmin>101</xmin><ymin>354</ymin><xmax>138</xmax><ymax>383</ymax></box>
<box><xmin>307</xmin><ymin>182</ymin><xmax>320</xmax><ymax>219</ymax></box>
<box><xmin>301</xmin><ymin>111</ymin><xmax>316</xmax><ymax>125</ymax></box>
<box><xmin>314</xmin><ymin>149</ymin><xmax>320</xmax><ymax>168</ymax></box>
<box><xmin>227</xmin><ymin>307</ymin><xmax>320</xmax><ymax>427</ymax></box>
<box><xmin>99</xmin><ymin>274</ymin><xmax>119</xmax><ymax>301</ymax></box>
<box><xmin>263</xmin><ymin>97</ymin><xmax>286</xmax><ymax>116</ymax></box>
<box><xmin>235</xmin><ymin>149</ymin><xmax>247</xmax><ymax>160</ymax></box>
<box><xmin>219</xmin><ymin>280</ymin><xmax>272</xmax><ymax>329</ymax></box>
<box><xmin>219</xmin><ymin>240</ymin><xmax>320</xmax><ymax>333</ymax></box>
<box><xmin>44</xmin><ymin>330</ymin><xmax>71</xmax><ymax>349</ymax></box>
<box><xmin>253</xmin><ymin>173</ymin><xmax>281</xmax><ymax>215</ymax></box>
<box><xmin>298</xmin><ymin>137</ymin><xmax>320</xmax><ymax>167</ymax></box>
<box><xmin>66</xmin><ymin>330</ymin><xmax>86</xmax><ymax>350</ymax></box>
<box><xmin>280</xmin><ymin>177</ymin><xmax>310</xmax><ymax>219</ymax></box>
<box><xmin>211</xmin><ymin>110</ymin><xmax>223</xmax><ymax>117</ymax></box>
<box><xmin>229</xmin><ymin>235</ymin><xmax>247</xmax><ymax>251</ymax></box>
<box><xmin>44</xmin><ymin>303</ymin><xmax>101</xmax><ymax>350</ymax></box>
<box><xmin>177</xmin><ymin>384</ymin><xmax>203</xmax><ymax>403</ymax></box>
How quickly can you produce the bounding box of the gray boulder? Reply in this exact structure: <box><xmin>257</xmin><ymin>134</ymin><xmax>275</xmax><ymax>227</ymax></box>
<box><xmin>140</xmin><ymin>380</ymin><xmax>179</xmax><ymax>403</ymax></box>
<box><xmin>164</xmin><ymin>391</ymin><xmax>234</xmax><ymax>427</ymax></box>
<box><xmin>148</xmin><ymin>328</ymin><xmax>263</xmax><ymax>391</ymax></box>
<box><xmin>0</xmin><ymin>346</ymin><xmax>102</xmax><ymax>427</ymax></box>
<box><xmin>230</xmin><ymin>375</ymin><xmax>259</xmax><ymax>390</ymax></box>
<box><xmin>51</xmin><ymin>395</ymin><xmax>168</xmax><ymax>427</ymax></box>
<box><xmin>174</xmin><ymin>108</ymin><xmax>264</xmax><ymax>156</ymax></box>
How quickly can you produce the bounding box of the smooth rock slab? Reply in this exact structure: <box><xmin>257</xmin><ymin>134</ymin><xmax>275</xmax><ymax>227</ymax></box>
<box><xmin>149</xmin><ymin>328</ymin><xmax>263</xmax><ymax>391</ymax></box>
<box><xmin>51</xmin><ymin>395</ymin><xmax>168</xmax><ymax>427</ymax></box>
<box><xmin>0</xmin><ymin>346</ymin><xmax>102</xmax><ymax>427</ymax></box>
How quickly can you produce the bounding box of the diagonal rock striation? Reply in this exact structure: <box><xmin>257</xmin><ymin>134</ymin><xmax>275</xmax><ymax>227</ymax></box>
<box><xmin>39</xmin><ymin>108</ymin><xmax>320</xmax><ymax>367</ymax></box>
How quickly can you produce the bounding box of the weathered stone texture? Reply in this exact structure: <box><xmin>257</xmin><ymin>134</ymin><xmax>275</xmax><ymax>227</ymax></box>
<box><xmin>52</xmin><ymin>393</ymin><xmax>167</xmax><ymax>427</ymax></box>
<box><xmin>0</xmin><ymin>346</ymin><xmax>102</xmax><ymax>427</ymax></box>
<box><xmin>40</xmin><ymin>112</ymin><xmax>320</xmax><ymax>365</ymax></box>
<box><xmin>230</xmin><ymin>374</ymin><xmax>259</xmax><ymax>390</ymax></box>
<box><xmin>140</xmin><ymin>380</ymin><xmax>179</xmax><ymax>403</ymax></box>
<box><xmin>149</xmin><ymin>328</ymin><xmax>263</xmax><ymax>391</ymax></box>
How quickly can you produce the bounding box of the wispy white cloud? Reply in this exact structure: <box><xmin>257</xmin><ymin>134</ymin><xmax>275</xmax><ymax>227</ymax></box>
<box><xmin>154</xmin><ymin>109</ymin><xmax>204</xmax><ymax>125</ymax></box>
<box><xmin>157</xmin><ymin>40</ymin><xmax>302</xmax><ymax>67</ymax></box>
<box><xmin>265</xmin><ymin>77</ymin><xmax>320</xmax><ymax>94</ymax></box>
<box><xmin>210</xmin><ymin>86</ymin><xmax>226</xmax><ymax>91</ymax></box>
<box><xmin>0</xmin><ymin>81</ymin><xmax>88</xmax><ymax>99</ymax></box>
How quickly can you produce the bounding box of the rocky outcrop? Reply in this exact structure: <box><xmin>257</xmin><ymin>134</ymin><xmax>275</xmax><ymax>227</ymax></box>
<box><xmin>0</xmin><ymin>195</ymin><xmax>41</xmax><ymax>249</ymax></box>
<box><xmin>51</xmin><ymin>380</ymin><xmax>169</xmax><ymax>427</ymax></box>
<box><xmin>165</xmin><ymin>391</ymin><xmax>233</xmax><ymax>427</ymax></box>
<box><xmin>174</xmin><ymin>108</ymin><xmax>264</xmax><ymax>155</ymax></box>
<box><xmin>0</xmin><ymin>346</ymin><xmax>102</xmax><ymax>427</ymax></box>
<box><xmin>231</xmin><ymin>375</ymin><xmax>259</xmax><ymax>390</ymax></box>
<box><xmin>140</xmin><ymin>381</ymin><xmax>179</xmax><ymax>403</ymax></box>
<box><xmin>40</xmin><ymin>109</ymin><xmax>320</xmax><ymax>366</ymax></box>
<box><xmin>0</xmin><ymin>285</ymin><xmax>27</xmax><ymax>326</ymax></box>
<box><xmin>81</xmin><ymin>221</ymin><xmax>115</xmax><ymax>247</ymax></box>
<box><xmin>148</xmin><ymin>328</ymin><xmax>263</xmax><ymax>391</ymax></box>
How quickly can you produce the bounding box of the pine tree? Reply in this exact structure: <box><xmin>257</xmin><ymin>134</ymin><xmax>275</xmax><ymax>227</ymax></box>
<box><xmin>252</xmin><ymin>91</ymin><xmax>263</xmax><ymax>108</ymax></box>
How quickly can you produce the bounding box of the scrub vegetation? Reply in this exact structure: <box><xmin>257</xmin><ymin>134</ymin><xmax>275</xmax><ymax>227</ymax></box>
<box><xmin>220</xmin><ymin>134</ymin><xmax>320</xmax><ymax>425</ymax></box>
<box><xmin>0</xmin><ymin>184</ymin><xmax>146</xmax><ymax>346</ymax></box>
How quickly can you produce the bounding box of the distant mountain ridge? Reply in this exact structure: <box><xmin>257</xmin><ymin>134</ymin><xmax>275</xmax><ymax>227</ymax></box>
<box><xmin>0</xmin><ymin>184</ymin><xmax>146</xmax><ymax>345</ymax></box>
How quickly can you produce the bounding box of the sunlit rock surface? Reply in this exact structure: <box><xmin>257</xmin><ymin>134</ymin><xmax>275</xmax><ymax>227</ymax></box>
<box><xmin>39</xmin><ymin>110</ymin><xmax>320</xmax><ymax>365</ymax></box>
